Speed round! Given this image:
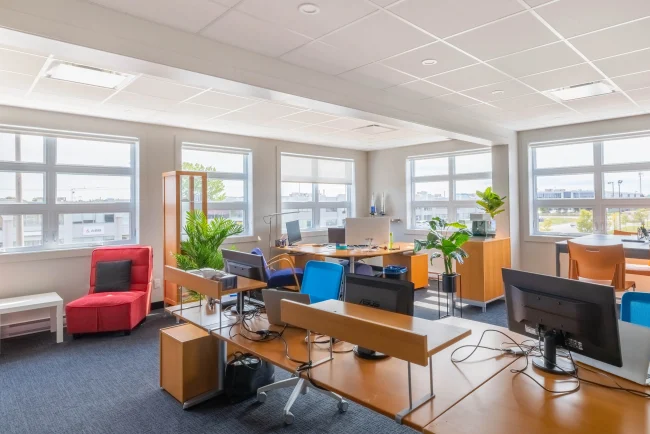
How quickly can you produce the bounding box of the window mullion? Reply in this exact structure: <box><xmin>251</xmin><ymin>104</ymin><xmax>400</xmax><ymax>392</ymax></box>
<box><xmin>45</xmin><ymin>137</ymin><xmax>57</xmax><ymax>246</ymax></box>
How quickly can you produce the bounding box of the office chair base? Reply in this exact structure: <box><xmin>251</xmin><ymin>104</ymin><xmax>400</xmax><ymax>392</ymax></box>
<box><xmin>532</xmin><ymin>356</ymin><xmax>576</xmax><ymax>375</ymax></box>
<box><xmin>257</xmin><ymin>376</ymin><xmax>347</xmax><ymax>425</ymax></box>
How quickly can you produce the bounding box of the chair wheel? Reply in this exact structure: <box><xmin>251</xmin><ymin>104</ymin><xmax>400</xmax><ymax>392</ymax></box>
<box><xmin>338</xmin><ymin>400</ymin><xmax>349</xmax><ymax>413</ymax></box>
<box><xmin>284</xmin><ymin>412</ymin><xmax>295</xmax><ymax>425</ymax></box>
<box><xmin>257</xmin><ymin>392</ymin><xmax>267</xmax><ymax>403</ymax></box>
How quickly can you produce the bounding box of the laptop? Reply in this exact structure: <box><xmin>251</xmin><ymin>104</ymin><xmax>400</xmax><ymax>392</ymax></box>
<box><xmin>262</xmin><ymin>289</ymin><xmax>310</xmax><ymax>326</ymax></box>
<box><xmin>572</xmin><ymin>320</ymin><xmax>650</xmax><ymax>386</ymax></box>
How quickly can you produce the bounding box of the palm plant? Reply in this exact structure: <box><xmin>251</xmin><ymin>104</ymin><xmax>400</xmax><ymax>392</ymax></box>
<box><xmin>414</xmin><ymin>217</ymin><xmax>471</xmax><ymax>275</ymax></box>
<box><xmin>475</xmin><ymin>187</ymin><xmax>507</xmax><ymax>219</ymax></box>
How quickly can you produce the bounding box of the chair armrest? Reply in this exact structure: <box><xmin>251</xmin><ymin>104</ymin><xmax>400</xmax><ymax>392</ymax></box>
<box><xmin>267</xmin><ymin>257</ymin><xmax>301</xmax><ymax>290</ymax></box>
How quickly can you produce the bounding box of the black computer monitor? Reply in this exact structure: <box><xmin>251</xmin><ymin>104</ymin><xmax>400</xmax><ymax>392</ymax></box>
<box><xmin>222</xmin><ymin>249</ymin><xmax>267</xmax><ymax>282</ymax></box>
<box><xmin>502</xmin><ymin>268</ymin><xmax>622</xmax><ymax>375</ymax></box>
<box><xmin>344</xmin><ymin>274</ymin><xmax>414</xmax><ymax>360</ymax></box>
<box><xmin>286</xmin><ymin>220</ymin><xmax>302</xmax><ymax>246</ymax></box>
<box><xmin>328</xmin><ymin>227</ymin><xmax>345</xmax><ymax>244</ymax></box>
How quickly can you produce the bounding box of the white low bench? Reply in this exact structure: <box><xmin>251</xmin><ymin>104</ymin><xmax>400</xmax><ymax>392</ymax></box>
<box><xmin>0</xmin><ymin>292</ymin><xmax>63</xmax><ymax>353</ymax></box>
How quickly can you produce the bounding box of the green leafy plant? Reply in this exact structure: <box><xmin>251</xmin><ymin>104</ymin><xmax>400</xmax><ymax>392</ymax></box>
<box><xmin>475</xmin><ymin>187</ymin><xmax>507</xmax><ymax>219</ymax></box>
<box><xmin>414</xmin><ymin>217</ymin><xmax>472</xmax><ymax>275</ymax></box>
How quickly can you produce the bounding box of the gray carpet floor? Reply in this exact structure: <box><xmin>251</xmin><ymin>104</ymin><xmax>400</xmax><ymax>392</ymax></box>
<box><xmin>0</xmin><ymin>289</ymin><xmax>506</xmax><ymax>434</ymax></box>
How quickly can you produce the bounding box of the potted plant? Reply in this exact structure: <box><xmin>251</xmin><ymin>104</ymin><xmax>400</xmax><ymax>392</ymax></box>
<box><xmin>172</xmin><ymin>210</ymin><xmax>243</xmax><ymax>302</ymax></box>
<box><xmin>414</xmin><ymin>217</ymin><xmax>472</xmax><ymax>293</ymax></box>
<box><xmin>475</xmin><ymin>187</ymin><xmax>507</xmax><ymax>237</ymax></box>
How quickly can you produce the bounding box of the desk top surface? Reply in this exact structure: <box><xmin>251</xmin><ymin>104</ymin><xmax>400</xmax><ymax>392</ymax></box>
<box><xmin>424</xmin><ymin>356</ymin><xmax>650</xmax><ymax>434</ymax></box>
<box><xmin>277</xmin><ymin>242</ymin><xmax>416</xmax><ymax>258</ymax></box>
<box><xmin>556</xmin><ymin>234</ymin><xmax>649</xmax><ymax>250</ymax></box>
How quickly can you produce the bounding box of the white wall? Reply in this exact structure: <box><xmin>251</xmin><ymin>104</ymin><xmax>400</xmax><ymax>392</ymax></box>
<box><xmin>518</xmin><ymin>113</ymin><xmax>650</xmax><ymax>280</ymax></box>
<box><xmin>0</xmin><ymin>105</ymin><xmax>367</xmax><ymax>330</ymax></box>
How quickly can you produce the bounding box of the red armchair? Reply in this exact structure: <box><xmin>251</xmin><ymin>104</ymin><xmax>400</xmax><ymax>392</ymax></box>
<box><xmin>66</xmin><ymin>245</ymin><xmax>153</xmax><ymax>336</ymax></box>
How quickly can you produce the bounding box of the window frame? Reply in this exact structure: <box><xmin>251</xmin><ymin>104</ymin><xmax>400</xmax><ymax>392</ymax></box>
<box><xmin>280</xmin><ymin>153</ymin><xmax>354</xmax><ymax>232</ymax></box>
<box><xmin>0</xmin><ymin>128</ymin><xmax>138</xmax><ymax>253</ymax></box>
<box><xmin>406</xmin><ymin>151</ymin><xmax>492</xmax><ymax>231</ymax></box>
<box><xmin>529</xmin><ymin>135</ymin><xmax>650</xmax><ymax>237</ymax></box>
<box><xmin>181</xmin><ymin>142</ymin><xmax>253</xmax><ymax>236</ymax></box>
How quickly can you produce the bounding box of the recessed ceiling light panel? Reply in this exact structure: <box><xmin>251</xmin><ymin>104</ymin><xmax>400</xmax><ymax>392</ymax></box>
<box><xmin>353</xmin><ymin>124</ymin><xmax>397</xmax><ymax>135</ymax></box>
<box><xmin>545</xmin><ymin>81</ymin><xmax>616</xmax><ymax>102</ymax></box>
<box><xmin>298</xmin><ymin>3</ymin><xmax>320</xmax><ymax>14</ymax></box>
<box><xmin>421</xmin><ymin>59</ymin><xmax>438</xmax><ymax>66</ymax></box>
<box><xmin>45</xmin><ymin>61</ymin><xmax>132</xmax><ymax>89</ymax></box>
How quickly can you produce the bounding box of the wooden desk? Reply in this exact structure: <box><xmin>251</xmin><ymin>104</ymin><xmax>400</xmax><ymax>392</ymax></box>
<box><xmin>424</xmin><ymin>357</ymin><xmax>650</xmax><ymax>434</ymax></box>
<box><xmin>555</xmin><ymin>234</ymin><xmax>649</xmax><ymax>276</ymax></box>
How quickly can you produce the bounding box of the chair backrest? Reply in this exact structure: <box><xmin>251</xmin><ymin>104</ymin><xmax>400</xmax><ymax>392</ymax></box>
<box><xmin>613</xmin><ymin>230</ymin><xmax>635</xmax><ymax>236</ymax></box>
<box><xmin>250</xmin><ymin>248</ymin><xmax>271</xmax><ymax>281</ymax></box>
<box><xmin>90</xmin><ymin>246</ymin><xmax>153</xmax><ymax>294</ymax></box>
<box><xmin>567</xmin><ymin>241</ymin><xmax>627</xmax><ymax>289</ymax></box>
<box><xmin>300</xmin><ymin>260</ymin><xmax>344</xmax><ymax>304</ymax></box>
<box><xmin>621</xmin><ymin>292</ymin><xmax>650</xmax><ymax>329</ymax></box>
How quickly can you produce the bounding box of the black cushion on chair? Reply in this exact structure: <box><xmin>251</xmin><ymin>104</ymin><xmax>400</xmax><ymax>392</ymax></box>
<box><xmin>95</xmin><ymin>260</ymin><xmax>132</xmax><ymax>293</ymax></box>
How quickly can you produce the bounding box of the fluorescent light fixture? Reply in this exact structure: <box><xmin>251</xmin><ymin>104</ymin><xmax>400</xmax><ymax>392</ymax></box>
<box><xmin>353</xmin><ymin>124</ymin><xmax>397</xmax><ymax>135</ymax></box>
<box><xmin>45</xmin><ymin>61</ymin><xmax>132</xmax><ymax>89</ymax></box>
<box><xmin>545</xmin><ymin>81</ymin><xmax>615</xmax><ymax>102</ymax></box>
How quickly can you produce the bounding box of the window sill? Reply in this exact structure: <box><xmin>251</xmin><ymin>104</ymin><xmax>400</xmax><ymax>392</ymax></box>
<box><xmin>0</xmin><ymin>246</ymin><xmax>96</xmax><ymax>264</ymax></box>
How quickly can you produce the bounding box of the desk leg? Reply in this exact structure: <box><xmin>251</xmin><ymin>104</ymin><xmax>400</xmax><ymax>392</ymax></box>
<box><xmin>555</xmin><ymin>244</ymin><xmax>561</xmax><ymax>277</ymax></box>
<box><xmin>350</xmin><ymin>260</ymin><xmax>355</xmax><ymax>274</ymax></box>
<box><xmin>50</xmin><ymin>304</ymin><xmax>63</xmax><ymax>343</ymax></box>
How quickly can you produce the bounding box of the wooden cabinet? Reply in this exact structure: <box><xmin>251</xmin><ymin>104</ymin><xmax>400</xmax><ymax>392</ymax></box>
<box><xmin>456</xmin><ymin>237</ymin><xmax>511</xmax><ymax>312</ymax></box>
<box><xmin>383</xmin><ymin>252</ymin><xmax>429</xmax><ymax>289</ymax></box>
<box><xmin>160</xmin><ymin>324</ymin><xmax>218</xmax><ymax>404</ymax></box>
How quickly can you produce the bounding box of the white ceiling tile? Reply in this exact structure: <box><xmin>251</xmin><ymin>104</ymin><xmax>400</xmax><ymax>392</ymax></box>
<box><xmin>94</xmin><ymin>104</ymin><xmax>160</xmax><ymax>121</ymax></box>
<box><xmin>447</xmin><ymin>12</ymin><xmax>558</xmax><ymax>61</ymax></box>
<box><xmin>281</xmin><ymin>111</ymin><xmax>339</xmax><ymax>124</ymax></box>
<box><xmin>164</xmin><ymin>102</ymin><xmax>230</xmax><ymax>118</ymax></box>
<box><xmin>184</xmin><ymin>90</ymin><xmax>256</xmax><ymax>110</ymax></box>
<box><xmin>520</xmin><ymin>63</ymin><xmax>603</xmax><ymax>91</ymax></box>
<box><xmin>432</xmin><ymin>93</ymin><xmax>478</xmax><ymax>108</ymax></box>
<box><xmin>487</xmin><ymin>42</ymin><xmax>584</xmax><ymax>78</ymax></box>
<box><xmin>371</xmin><ymin>0</ymin><xmax>401</xmax><ymax>6</ymax></box>
<box><xmin>123</xmin><ymin>76</ymin><xmax>204</xmax><ymax>101</ymax></box>
<box><xmin>490</xmin><ymin>92</ymin><xmax>556</xmax><ymax>110</ymax></box>
<box><xmin>217</xmin><ymin>101</ymin><xmax>304</xmax><ymax>123</ymax></box>
<box><xmin>565</xmin><ymin>92</ymin><xmax>636</xmax><ymax>113</ymax></box>
<box><xmin>213</xmin><ymin>0</ymin><xmax>240</xmax><ymax>7</ymax></box>
<box><xmin>457</xmin><ymin>103</ymin><xmax>505</xmax><ymax>120</ymax></box>
<box><xmin>318</xmin><ymin>117</ymin><xmax>373</xmax><ymax>130</ymax></box>
<box><xmin>26</xmin><ymin>92</ymin><xmax>95</xmax><ymax>111</ymax></box>
<box><xmin>570</xmin><ymin>17</ymin><xmax>650</xmax><ymax>61</ymax></box>
<box><xmin>612</xmin><ymin>71</ymin><xmax>650</xmax><ymax>91</ymax></box>
<box><xmin>262</xmin><ymin>118</ymin><xmax>307</xmax><ymax>129</ymax></box>
<box><xmin>89</xmin><ymin>0</ymin><xmax>228</xmax><ymax>33</ymax></box>
<box><xmin>462</xmin><ymin>80</ymin><xmax>534</xmax><ymax>102</ymax></box>
<box><xmin>426</xmin><ymin>64</ymin><xmax>509</xmax><ymax>91</ymax></box>
<box><xmin>107</xmin><ymin>91</ymin><xmax>176</xmax><ymax>110</ymax></box>
<box><xmin>385</xmin><ymin>80</ymin><xmax>448</xmax><ymax>99</ymax></box>
<box><xmin>595</xmin><ymin>48</ymin><xmax>650</xmax><ymax>78</ymax></box>
<box><xmin>296</xmin><ymin>125</ymin><xmax>341</xmax><ymax>135</ymax></box>
<box><xmin>34</xmin><ymin>78</ymin><xmax>115</xmax><ymax>102</ymax></box>
<box><xmin>236</xmin><ymin>0</ymin><xmax>377</xmax><ymax>39</ymax></box>
<box><xmin>389</xmin><ymin>0</ymin><xmax>524</xmax><ymax>38</ymax></box>
<box><xmin>281</xmin><ymin>41</ymin><xmax>376</xmax><ymax>75</ymax></box>
<box><xmin>382</xmin><ymin>42</ymin><xmax>476</xmax><ymax>78</ymax></box>
<box><xmin>0</xmin><ymin>70</ymin><xmax>34</xmax><ymax>92</ymax></box>
<box><xmin>536</xmin><ymin>0</ymin><xmax>650</xmax><ymax>39</ymax></box>
<box><xmin>201</xmin><ymin>10</ymin><xmax>311</xmax><ymax>57</ymax></box>
<box><xmin>321</xmin><ymin>12</ymin><xmax>434</xmax><ymax>64</ymax></box>
<box><xmin>524</xmin><ymin>0</ymin><xmax>553</xmax><ymax>6</ymax></box>
<box><xmin>627</xmin><ymin>87</ymin><xmax>650</xmax><ymax>103</ymax></box>
<box><xmin>0</xmin><ymin>48</ymin><xmax>47</xmax><ymax>75</ymax></box>
<box><xmin>338</xmin><ymin>63</ymin><xmax>413</xmax><ymax>89</ymax></box>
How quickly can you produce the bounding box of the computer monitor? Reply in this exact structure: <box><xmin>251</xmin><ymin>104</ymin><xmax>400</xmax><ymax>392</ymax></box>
<box><xmin>344</xmin><ymin>274</ymin><xmax>414</xmax><ymax>360</ymax></box>
<box><xmin>502</xmin><ymin>268</ymin><xmax>622</xmax><ymax>375</ymax></box>
<box><xmin>222</xmin><ymin>249</ymin><xmax>267</xmax><ymax>282</ymax></box>
<box><xmin>328</xmin><ymin>227</ymin><xmax>345</xmax><ymax>244</ymax></box>
<box><xmin>345</xmin><ymin>217</ymin><xmax>390</xmax><ymax>246</ymax></box>
<box><xmin>286</xmin><ymin>220</ymin><xmax>302</xmax><ymax>246</ymax></box>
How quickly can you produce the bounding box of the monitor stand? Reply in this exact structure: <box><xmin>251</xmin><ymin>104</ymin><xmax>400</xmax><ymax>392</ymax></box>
<box><xmin>353</xmin><ymin>345</ymin><xmax>389</xmax><ymax>360</ymax></box>
<box><xmin>532</xmin><ymin>330</ymin><xmax>577</xmax><ymax>375</ymax></box>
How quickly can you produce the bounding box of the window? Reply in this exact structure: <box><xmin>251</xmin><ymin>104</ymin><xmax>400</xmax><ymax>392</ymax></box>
<box><xmin>281</xmin><ymin>154</ymin><xmax>354</xmax><ymax>231</ymax></box>
<box><xmin>407</xmin><ymin>151</ymin><xmax>492</xmax><ymax>230</ymax></box>
<box><xmin>0</xmin><ymin>130</ymin><xmax>137</xmax><ymax>252</ymax></box>
<box><xmin>530</xmin><ymin>135</ymin><xmax>650</xmax><ymax>236</ymax></box>
<box><xmin>181</xmin><ymin>143</ymin><xmax>252</xmax><ymax>235</ymax></box>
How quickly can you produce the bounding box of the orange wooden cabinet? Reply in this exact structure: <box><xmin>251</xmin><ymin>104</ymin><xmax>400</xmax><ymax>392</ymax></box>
<box><xmin>456</xmin><ymin>237</ymin><xmax>511</xmax><ymax>312</ymax></box>
<box><xmin>160</xmin><ymin>324</ymin><xmax>219</xmax><ymax>405</ymax></box>
<box><xmin>383</xmin><ymin>252</ymin><xmax>429</xmax><ymax>289</ymax></box>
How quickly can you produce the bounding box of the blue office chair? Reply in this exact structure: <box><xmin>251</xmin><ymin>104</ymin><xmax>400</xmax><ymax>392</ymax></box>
<box><xmin>251</xmin><ymin>248</ymin><xmax>303</xmax><ymax>289</ymax></box>
<box><xmin>620</xmin><ymin>292</ymin><xmax>650</xmax><ymax>329</ymax></box>
<box><xmin>300</xmin><ymin>260</ymin><xmax>344</xmax><ymax>303</ymax></box>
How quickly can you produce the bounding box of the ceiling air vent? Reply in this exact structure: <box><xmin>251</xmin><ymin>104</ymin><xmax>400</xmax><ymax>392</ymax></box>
<box><xmin>545</xmin><ymin>81</ymin><xmax>615</xmax><ymax>102</ymax></box>
<box><xmin>352</xmin><ymin>124</ymin><xmax>398</xmax><ymax>135</ymax></box>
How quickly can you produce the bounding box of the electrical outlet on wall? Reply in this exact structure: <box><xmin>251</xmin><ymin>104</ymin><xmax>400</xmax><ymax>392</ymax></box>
<box><xmin>154</xmin><ymin>278</ymin><xmax>161</xmax><ymax>290</ymax></box>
